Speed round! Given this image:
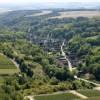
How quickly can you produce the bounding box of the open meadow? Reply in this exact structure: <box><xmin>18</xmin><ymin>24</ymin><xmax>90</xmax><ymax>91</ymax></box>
<box><xmin>50</xmin><ymin>11</ymin><xmax>100</xmax><ymax>19</ymax></box>
<box><xmin>77</xmin><ymin>90</ymin><xmax>100</xmax><ymax>100</ymax></box>
<box><xmin>34</xmin><ymin>92</ymin><xmax>80</xmax><ymax>100</ymax></box>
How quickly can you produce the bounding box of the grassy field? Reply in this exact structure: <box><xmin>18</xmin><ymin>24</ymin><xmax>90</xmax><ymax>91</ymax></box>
<box><xmin>50</xmin><ymin>11</ymin><xmax>100</xmax><ymax>19</ymax></box>
<box><xmin>77</xmin><ymin>90</ymin><xmax>100</xmax><ymax>97</ymax></box>
<box><xmin>34</xmin><ymin>93</ymin><xmax>80</xmax><ymax>100</ymax></box>
<box><xmin>0</xmin><ymin>54</ymin><xmax>19</xmax><ymax>75</ymax></box>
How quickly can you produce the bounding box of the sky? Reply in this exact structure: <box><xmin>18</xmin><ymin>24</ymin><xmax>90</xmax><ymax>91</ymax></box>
<box><xmin>0</xmin><ymin>0</ymin><xmax>100</xmax><ymax>4</ymax></box>
<box><xmin>0</xmin><ymin>0</ymin><xmax>100</xmax><ymax>10</ymax></box>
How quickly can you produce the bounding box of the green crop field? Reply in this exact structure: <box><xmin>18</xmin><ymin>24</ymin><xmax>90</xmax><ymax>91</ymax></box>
<box><xmin>77</xmin><ymin>90</ymin><xmax>100</xmax><ymax>97</ymax></box>
<box><xmin>0</xmin><ymin>54</ymin><xmax>19</xmax><ymax>75</ymax></box>
<box><xmin>34</xmin><ymin>93</ymin><xmax>80</xmax><ymax>100</ymax></box>
<box><xmin>0</xmin><ymin>54</ymin><xmax>16</xmax><ymax>69</ymax></box>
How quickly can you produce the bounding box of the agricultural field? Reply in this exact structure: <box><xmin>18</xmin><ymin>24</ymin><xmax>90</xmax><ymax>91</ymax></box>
<box><xmin>77</xmin><ymin>90</ymin><xmax>100</xmax><ymax>99</ymax></box>
<box><xmin>0</xmin><ymin>76</ymin><xmax>4</xmax><ymax>85</ymax></box>
<box><xmin>87</xmin><ymin>97</ymin><xmax>100</xmax><ymax>100</ymax></box>
<box><xmin>0</xmin><ymin>54</ymin><xmax>19</xmax><ymax>75</ymax></box>
<box><xmin>50</xmin><ymin>11</ymin><xmax>100</xmax><ymax>19</ymax></box>
<box><xmin>34</xmin><ymin>92</ymin><xmax>80</xmax><ymax>100</ymax></box>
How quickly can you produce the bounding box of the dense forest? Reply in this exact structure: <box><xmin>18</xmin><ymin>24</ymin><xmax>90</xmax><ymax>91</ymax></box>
<box><xmin>0</xmin><ymin>9</ymin><xmax>100</xmax><ymax>100</ymax></box>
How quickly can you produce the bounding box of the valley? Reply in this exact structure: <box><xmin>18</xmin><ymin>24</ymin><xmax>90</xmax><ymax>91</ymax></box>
<box><xmin>0</xmin><ymin>9</ymin><xmax>99</xmax><ymax>100</ymax></box>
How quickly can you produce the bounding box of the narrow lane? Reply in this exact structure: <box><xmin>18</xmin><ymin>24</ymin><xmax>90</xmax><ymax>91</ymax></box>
<box><xmin>75</xmin><ymin>77</ymin><xmax>100</xmax><ymax>87</ymax></box>
<box><xmin>25</xmin><ymin>40</ymin><xmax>100</xmax><ymax>100</ymax></box>
<box><xmin>69</xmin><ymin>90</ymin><xmax>88</xmax><ymax>99</ymax></box>
<box><xmin>24</xmin><ymin>96</ymin><xmax>34</xmax><ymax>100</ymax></box>
<box><xmin>60</xmin><ymin>40</ymin><xmax>73</xmax><ymax>72</ymax></box>
<box><xmin>60</xmin><ymin>41</ymin><xmax>100</xmax><ymax>87</ymax></box>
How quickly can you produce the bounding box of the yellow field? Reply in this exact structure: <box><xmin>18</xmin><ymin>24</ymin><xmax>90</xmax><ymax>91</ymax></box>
<box><xmin>50</xmin><ymin>11</ymin><xmax>100</xmax><ymax>19</ymax></box>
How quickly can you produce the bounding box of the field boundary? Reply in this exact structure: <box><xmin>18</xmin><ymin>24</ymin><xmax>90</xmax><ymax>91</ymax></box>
<box><xmin>69</xmin><ymin>90</ymin><xmax>88</xmax><ymax>99</ymax></box>
<box><xmin>25</xmin><ymin>90</ymin><xmax>88</xmax><ymax>100</ymax></box>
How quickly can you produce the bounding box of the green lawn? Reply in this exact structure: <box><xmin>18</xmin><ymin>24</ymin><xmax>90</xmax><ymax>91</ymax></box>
<box><xmin>34</xmin><ymin>93</ymin><xmax>80</xmax><ymax>100</ymax></box>
<box><xmin>77</xmin><ymin>90</ymin><xmax>100</xmax><ymax>97</ymax></box>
